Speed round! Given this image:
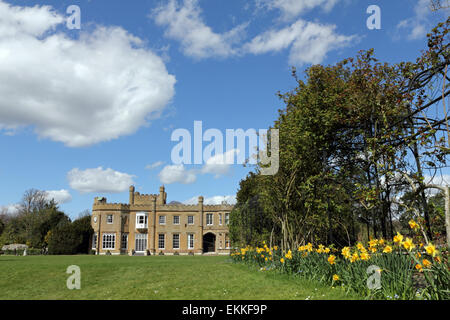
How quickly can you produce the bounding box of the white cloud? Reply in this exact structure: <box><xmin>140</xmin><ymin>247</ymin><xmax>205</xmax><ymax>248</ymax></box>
<box><xmin>183</xmin><ymin>195</ymin><xmax>236</xmax><ymax>205</ymax></box>
<box><xmin>67</xmin><ymin>167</ymin><xmax>135</xmax><ymax>193</ymax></box>
<box><xmin>152</xmin><ymin>0</ymin><xmax>247</xmax><ymax>59</ymax></box>
<box><xmin>145</xmin><ymin>161</ymin><xmax>165</xmax><ymax>170</ymax></box>
<box><xmin>158</xmin><ymin>149</ymin><xmax>240</xmax><ymax>184</ymax></box>
<box><xmin>201</xmin><ymin>149</ymin><xmax>239</xmax><ymax>177</ymax></box>
<box><xmin>0</xmin><ymin>203</ymin><xmax>21</xmax><ymax>215</ymax></box>
<box><xmin>152</xmin><ymin>1</ymin><xmax>355</xmax><ymax>66</ymax></box>
<box><xmin>245</xmin><ymin>19</ymin><xmax>356</xmax><ymax>65</ymax></box>
<box><xmin>257</xmin><ymin>0</ymin><xmax>340</xmax><ymax>21</ymax></box>
<box><xmin>0</xmin><ymin>1</ymin><xmax>176</xmax><ymax>147</ymax></box>
<box><xmin>159</xmin><ymin>164</ymin><xmax>197</xmax><ymax>184</ymax></box>
<box><xmin>396</xmin><ymin>0</ymin><xmax>448</xmax><ymax>40</ymax></box>
<box><xmin>44</xmin><ymin>189</ymin><xmax>72</xmax><ymax>204</ymax></box>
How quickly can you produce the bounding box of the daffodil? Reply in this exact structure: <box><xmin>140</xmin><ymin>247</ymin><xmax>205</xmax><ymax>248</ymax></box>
<box><xmin>332</xmin><ymin>274</ymin><xmax>339</xmax><ymax>281</ymax></box>
<box><xmin>328</xmin><ymin>255</ymin><xmax>336</xmax><ymax>265</ymax></box>
<box><xmin>402</xmin><ymin>238</ymin><xmax>415</xmax><ymax>251</ymax></box>
<box><xmin>393</xmin><ymin>232</ymin><xmax>403</xmax><ymax>244</ymax></box>
<box><xmin>422</xmin><ymin>259</ymin><xmax>432</xmax><ymax>268</ymax></box>
<box><xmin>360</xmin><ymin>252</ymin><xmax>370</xmax><ymax>261</ymax></box>
<box><xmin>280</xmin><ymin>257</ymin><xmax>285</xmax><ymax>263</ymax></box>
<box><xmin>369</xmin><ymin>239</ymin><xmax>378</xmax><ymax>247</ymax></box>
<box><xmin>415</xmin><ymin>264</ymin><xmax>423</xmax><ymax>272</ymax></box>
<box><xmin>383</xmin><ymin>245</ymin><xmax>392</xmax><ymax>253</ymax></box>
<box><xmin>341</xmin><ymin>247</ymin><xmax>351</xmax><ymax>259</ymax></box>
<box><xmin>409</xmin><ymin>219</ymin><xmax>419</xmax><ymax>230</ymax></box>
<box><xmin>425</xmin><ymin>243</ymin><xmax>437</xmax><ymax>257</ymax></box>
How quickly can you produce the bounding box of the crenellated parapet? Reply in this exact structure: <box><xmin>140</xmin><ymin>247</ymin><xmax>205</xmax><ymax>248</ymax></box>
<box><xmin>134</xmin><ymin>192</ymin><xmax>158</xmax><ymax>205</ymax></box>
<box><xmin>203</xmin><ymin>204</ymin><xmax>234</xmax><ymax>211</ymax></box>
<box><xmin>156</xmin><ymin>203</ymin><xmax>199</xmax><ymax>211</ymax></box>
<box><xmin>92</xmin><ymin>202</ymin><xmax>130</xmax><ymax>211</ymax></box>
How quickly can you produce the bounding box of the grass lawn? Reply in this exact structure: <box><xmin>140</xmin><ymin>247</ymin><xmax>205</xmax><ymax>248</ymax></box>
<box><xmin>0</xmin><ymin>255</ymin><xmax>358</xmax><ymax>300</ymax></box>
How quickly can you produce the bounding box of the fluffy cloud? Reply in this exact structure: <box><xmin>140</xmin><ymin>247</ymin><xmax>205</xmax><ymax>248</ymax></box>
<box><xmin>396</xmin><ymin>0</ymin><xmax>448</xmax><ymax>40</ymax></box>
<box><xmin>244</xmin><ymin>19</ymin><xmax>356</xmax><ymax>65</ymax></box>
<box><xmin>183</xmin><ymin>195</ymin><xmax>236</xmax><ymax>205</ymax></box>
<box><xmin>68</xmin><ymin>167</ymin><xmax>135</xmax><ymax>193</ymax></box>
<box><xmin>0</xmin><ymin>203</ymin><xmax>21</xmax><ymax>215</ymax></box>
<box><xmin>256</xmin><ymin>0</ymin><xmax>340</xmax><ymax>21</ymax></box>
<box><xmin>152</xmin><ymin>0</ymin><xmax>355</xmax><ymax>66</ymax></box>
<box><xmin>45</xmin><ymin>189</ymin><xmax>72</xmax><ymax>204</ymax></box>
<box><xmin>201</xmin><ymin>149</ymin><xmax>239</xmax><ymax>177</ymax></box>
<box><xmin>158</xmin><ymin>149</ymin><xmax>239</xmax><ymax>184</ymax></box>
<box><xmin>158</xmin><ymin>164</ymin><xmax>197</xmax><ymax>184</ymax></box>
<box><xmin>0</xmin><ymin>1</ymin><xmax>175</xmax><ymax>147</ymax></box>
<box><xmin>152</xmin><ymin>0</ymin><xmax>247</xmax><ymax>59</ymax></box>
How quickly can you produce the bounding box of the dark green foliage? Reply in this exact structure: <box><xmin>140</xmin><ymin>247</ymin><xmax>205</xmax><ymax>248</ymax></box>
<box><xmin>47</xmin><ymin>215</ymin><xmax>94</xmax><ymax>255</ymax></box>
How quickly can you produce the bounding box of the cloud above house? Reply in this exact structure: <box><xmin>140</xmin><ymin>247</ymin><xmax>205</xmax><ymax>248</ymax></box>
<box><xmin>0</xmin><ymin>1</ymin><xmax>176</xmax><ymax>147</ymax></box>
<box><xmin>45</xmin><ymin>189</ymin><xmax>72</xmax><ymax>204</ymax></box>
<box><xmin>158</xmin><ymin>164</ymin><xmax>197</xmax><ymax>184</ymax></box>
<box><xmin>67</xmin><ymin>167</ymin><xmax>136</xmax><ymax>193</ymax></box>
<box><xmin>183</xmin><ymin>195</ymin><xmax>236</xmax><ymax>205</ymax></box>
<box><xmin>158</xmin><ymin>149</ymin><xmax>239</xmax><ymax>184</ymax></box>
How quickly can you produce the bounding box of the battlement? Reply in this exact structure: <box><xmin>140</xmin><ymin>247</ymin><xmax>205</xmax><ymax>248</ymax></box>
<box><xmin>93</xmin><ymin>186</ymin><xmax>234</xmax><ymax>212</ymax></box>
<box><xmin>93</xmin><ymin>202</ymin><xmax>130</xmax><ymax>210</ymax></box>
<box><xmin>204</xmin><ymin>204</ymin><xmax>234</xmax><ymax>211</ymax></box>
<box><xmin>157</xmin><ymin>203</ymin><xmax>199</xmax><ymax>211</ymax></box>
<box><xmin>134</xmin><ymin>192</ymin><xmax>158</xmax><ymax>204</ymax></box>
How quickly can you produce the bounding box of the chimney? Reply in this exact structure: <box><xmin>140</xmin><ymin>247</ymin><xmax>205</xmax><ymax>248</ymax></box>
<box><xmin>159</xmin><ymin>185</ymin><xmax>166</xmax><ymax>205</ymax></box>
<box><xmin>129</xmin><ymin>185</ymin><xmax>135</xmax><ymax>205</ymax></box>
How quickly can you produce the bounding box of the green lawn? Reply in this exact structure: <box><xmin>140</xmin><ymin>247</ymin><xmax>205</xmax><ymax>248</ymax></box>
<box><xmin>0</xmin><ymin>255</ymin><xmax>357</xmax><ymax>300</ymax></box>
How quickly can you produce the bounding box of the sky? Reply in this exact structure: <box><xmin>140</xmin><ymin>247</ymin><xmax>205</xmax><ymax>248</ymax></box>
<box><xmin>0</xmin><ymin>0</ymin><xmax>449</xmax><ymax>219</ymax></box>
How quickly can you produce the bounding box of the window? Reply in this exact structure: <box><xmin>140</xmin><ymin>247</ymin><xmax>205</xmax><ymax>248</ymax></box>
<box><xmin>158</xmin><ymin>234</ymin><xmax>165</xmax><ymax>249</ymax></box>
<box><xmin>92</xmin><ymin>233</ymin><xmax>97</xmax><ymax>249</ymax></box>
<box><xmin>159</xmin><ymin>215</ymin><xmax>166</xmax><ymax>225</ymax></box>
<box><xmin>219</xmin><ymin>213</ymin><xmax>222</xmax><ymax>225</ymax></box>
<box><xmin>225</xmin><ymin>213</ymin><xmax>230</xmax><ymax>225</ymax></box>
<box><xmin>135</xmin><ymin>233</ymin><xmax>147</xmax><ymax>252</ymax></box>
<box><xmin>173</xmin><ymin>234</ymin><xmax>180</xmax><ymax>249</ymax></box>
<box><xmin>188</xmin><ymin>215</ymin><xmax>194</xmax><ymax>225</ymax></box>
<box><xmin>206</xmin><ymin>213</ymin><xmax>213</xmax><ymax>226</ymax></box>
<box><xmin>173</xmin><ymin>215</ymin><xmax>180</xmax><ymax>225</ymax></box>
<box><xmin>121</xmin><ymin>233</ymin><xmax>128</xmax><ymax>250</ymax></box>
<box><xmin>102</xmin><ymin>233</ymin><xmax>115</xmax><ymax>249</ymax></box>
<box><xmin>107</xmin><ymin>214</ymin><xmax>113</xmax><ymax>224</ymax></box>
<box><xmin>136</xmin><ymin>212</ymin><xmax>148</xmax><ymax>228</ymax></box>
<box><xmin>188</xmin><ymin>233</ymin><xmax>194</xmax><ymax>249</ymax></box>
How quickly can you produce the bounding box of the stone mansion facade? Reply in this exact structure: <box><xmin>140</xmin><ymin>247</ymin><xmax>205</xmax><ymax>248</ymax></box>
<box><xmin>91</xmin><ymin>186</ymin><xmax>233</xmax><ymax>255</ymax></box>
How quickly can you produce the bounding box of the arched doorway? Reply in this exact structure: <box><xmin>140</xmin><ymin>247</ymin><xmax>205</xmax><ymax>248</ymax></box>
<box><xmin>202</xmin><ymin>233</ymin><xmax>216</xmax><ymax>253</ymax></box>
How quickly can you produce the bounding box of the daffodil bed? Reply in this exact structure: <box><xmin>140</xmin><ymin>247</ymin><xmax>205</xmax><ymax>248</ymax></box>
<box><xmin>231</xmin><ymin>220</ymin><xmax>449</xmax><ymax>300</ymax></box>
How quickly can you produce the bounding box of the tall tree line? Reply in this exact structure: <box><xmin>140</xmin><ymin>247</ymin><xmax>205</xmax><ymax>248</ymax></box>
<box><xmin>230</xmin><ymin>18</ymin><xmax>449</xmax><ymax>250</ymax></box>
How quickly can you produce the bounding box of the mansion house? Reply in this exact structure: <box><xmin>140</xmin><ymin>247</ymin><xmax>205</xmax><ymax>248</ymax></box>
<box><xmin>91</xmin><ymin>186</ymin><xmax>233</xmax><ymax>255</ymax></box>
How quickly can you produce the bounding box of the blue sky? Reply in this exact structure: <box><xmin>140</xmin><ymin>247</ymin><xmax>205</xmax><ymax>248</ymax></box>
<box><xmin>0</xmin><ymin>0</ymin><xmax>448</xmax><ymax>219</ymax></box>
